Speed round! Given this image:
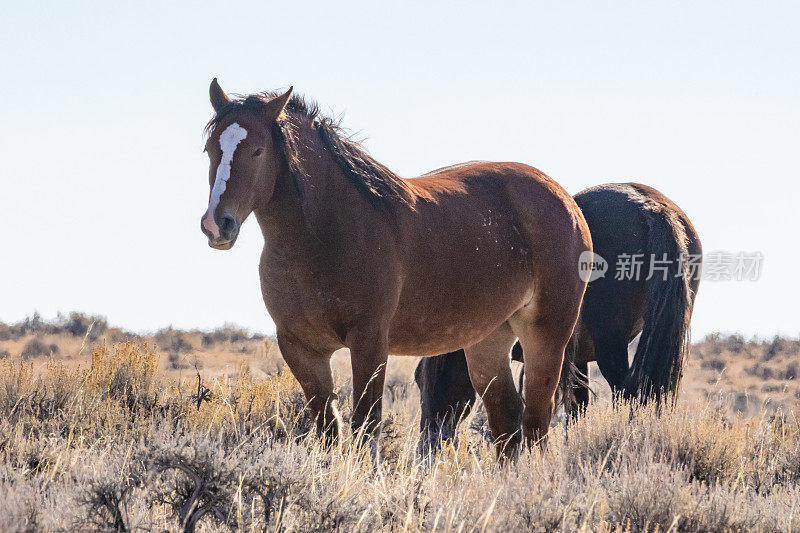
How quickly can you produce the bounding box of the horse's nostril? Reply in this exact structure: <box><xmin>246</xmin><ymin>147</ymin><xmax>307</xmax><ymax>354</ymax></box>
<box><xmin>220</xmin><ymin>215</ymin><xmax>235</xmax><ymax>233</ymax></box>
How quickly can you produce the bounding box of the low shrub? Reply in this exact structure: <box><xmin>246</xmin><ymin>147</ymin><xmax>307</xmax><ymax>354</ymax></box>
<box><xmin>155</xmin><ymin>327</ymin><xmax>195</xmax><ymax>354</ymax></box>
<box><xmin>20</xmin><ymin>338</ymin><xmax>53</xmax><ymax>359</ymax></box>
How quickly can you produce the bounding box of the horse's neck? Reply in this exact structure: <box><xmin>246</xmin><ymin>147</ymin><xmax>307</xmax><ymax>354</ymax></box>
<box><xmin>254</xmin><ymin>118</ymin><xmax>361</xmax><ymax>246</ymax></box>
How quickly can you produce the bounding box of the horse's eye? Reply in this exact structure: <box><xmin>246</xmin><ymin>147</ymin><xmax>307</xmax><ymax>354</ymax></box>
<box><xmin>252</xmin><ymin>148</ymin><xmax>263</xmax><ymax>157</ymax></box>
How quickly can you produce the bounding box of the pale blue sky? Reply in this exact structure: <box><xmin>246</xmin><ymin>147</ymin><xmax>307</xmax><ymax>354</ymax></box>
<box><xmin>1</xmin><ymin>1</ymin><xmax>798</xmax><ymax>339</ymax></box>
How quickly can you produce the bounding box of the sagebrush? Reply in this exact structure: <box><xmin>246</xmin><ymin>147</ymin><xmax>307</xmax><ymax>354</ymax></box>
<box><xmin>0</xmin><ymin>341</ymin><xmax>797</xmax><ymax>532</ymax></box>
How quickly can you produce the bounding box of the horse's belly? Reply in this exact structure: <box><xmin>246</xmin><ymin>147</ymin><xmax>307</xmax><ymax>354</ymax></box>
<box><xmin>388</xmin><ymin>267</ymin><xmax>533</xmax><ymax>356</ymax></box>
<box><xmin>388</xmin><ymin>318</ymin><xmax>511</xmax><ymax>356</ymax></box>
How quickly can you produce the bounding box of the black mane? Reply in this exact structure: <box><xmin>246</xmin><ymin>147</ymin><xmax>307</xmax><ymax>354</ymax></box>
<box><xmin>206</xmin><ymin>91</ymin><xmax>415</xmax><ymax>208</ymax></box>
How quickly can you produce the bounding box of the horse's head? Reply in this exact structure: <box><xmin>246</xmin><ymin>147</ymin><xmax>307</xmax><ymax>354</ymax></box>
<box><xmin>201</xmin><ymin>79</ymin><xmax>293</xmax><ymax>249</ymax></box>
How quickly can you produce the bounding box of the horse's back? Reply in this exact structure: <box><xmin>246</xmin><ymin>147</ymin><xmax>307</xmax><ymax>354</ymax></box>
<box><xmin>410</xmin><ymin>161</ymin><xmax>588</xmax><ymax>251</ymax></box>
<box><xmin>577</xmin><ymin>183</ymin><xmax>700</xmax><ymax>246</ymax></box>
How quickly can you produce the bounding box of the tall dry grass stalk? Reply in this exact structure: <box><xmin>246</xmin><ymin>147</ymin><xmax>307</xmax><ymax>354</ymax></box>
<box><xmin>0</xmin><ymin>342</ymin><xmax>797</xmax><ymax>531</ymax></box>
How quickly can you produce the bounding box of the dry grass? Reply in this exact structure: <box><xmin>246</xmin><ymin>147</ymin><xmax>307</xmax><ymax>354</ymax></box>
<box><xmin>0</xmin><ymin>314</ymin><xmax>278</xmax><ymax>383</ymax></box>
<box><xmin>0</xmin><ymin>330</ymin><xmax>798</xmax><ymax>532</ymax></box>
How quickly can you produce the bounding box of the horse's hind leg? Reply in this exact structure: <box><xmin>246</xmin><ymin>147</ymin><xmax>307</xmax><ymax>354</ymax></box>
<box><xmin>463</xmin><ymin>322</ymin><xmax>522</xmax><ymax>458</ymax></box>
<box><xmin>277</xmin><ymin>331</ymin><xmax>342</xmax><ymax>445</ymax></box>
<box><xmin>593</xmin><ymin>332</ymin><xmax>630</xmax><ymax>395</ymax></box>
<box><xmin>510</xmin><ymin>300</ymin><xmax>582</xmax><ymax>447</ymax></box>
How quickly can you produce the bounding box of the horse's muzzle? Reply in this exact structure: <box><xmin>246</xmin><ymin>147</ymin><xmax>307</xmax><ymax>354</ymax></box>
<box><xmin>201</xmin><ymin>212</ymin><xmax>240</xmax><ymax>250</ymax></box>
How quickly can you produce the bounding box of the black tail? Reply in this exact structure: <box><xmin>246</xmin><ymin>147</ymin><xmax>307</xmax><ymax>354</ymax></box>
<box><xmin>623</xmin><ymin>202</ymin><xmax>693</xmax><ymax>405</ymax></box>
<box><xmin>557</xmin><ymin>324</ymin><xmax>590</xmax><ymax>414</ymax></box>
<box><xmin>557</xmin><ymin>334</ymin><xmax>577</xmax><ymax>412</ymax></box>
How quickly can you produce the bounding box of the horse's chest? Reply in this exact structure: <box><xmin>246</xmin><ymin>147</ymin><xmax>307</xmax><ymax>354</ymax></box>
<box><xmin>258</xmin><ymin>248</ymin><xmax>381</xmax><ymax>347</ymax></box>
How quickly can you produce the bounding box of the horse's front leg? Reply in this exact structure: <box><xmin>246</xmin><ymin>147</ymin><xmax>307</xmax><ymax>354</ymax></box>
<box><xmin>347</xmin><ymin>326</ymin><xmax>389</xmax><ymax>454</ymax></box>
<box><xmin>277</xmin><ymin>331</ymin><xmax>342</xmax><ymax>445</ymax></box>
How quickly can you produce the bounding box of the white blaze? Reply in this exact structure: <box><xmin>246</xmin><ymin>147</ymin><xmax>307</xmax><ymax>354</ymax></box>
<box><xmin>203</xmin><ymin>122</ymin><xmax>248</xmax><ymax>239</ymax></box>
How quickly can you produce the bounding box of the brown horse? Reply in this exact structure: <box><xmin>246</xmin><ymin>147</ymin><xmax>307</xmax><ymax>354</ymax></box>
<box><xmin>415</xmin><ymin>183</ymin><xmax>701</xmax><ymax>448</ymax></box>
<box><xmin>199</xmin><ymin>80</ymin><xmax>591</xmax><ymax>455</ymax></box>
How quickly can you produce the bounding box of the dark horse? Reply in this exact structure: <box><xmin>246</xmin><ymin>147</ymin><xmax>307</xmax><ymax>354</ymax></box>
<box><xmin>415</xmin><ymin>183</ymin><xmax>701</xmax><ymax>446</ymax></box>
<box><xmin>200</xmin><ymin>80</ymin><xmax>592</xmax><ymax>456</ymax></box>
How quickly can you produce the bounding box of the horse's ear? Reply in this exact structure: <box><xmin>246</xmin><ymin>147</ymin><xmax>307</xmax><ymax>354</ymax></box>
<box><xmin>265</xmin><ymin>87</ymin><xmax>293</xmax><ymax>122</ymax></box>
<box><xmin>209</xmin><ymin>78</ymin><xmax>230</xmax><ymax>112</ymax></box>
